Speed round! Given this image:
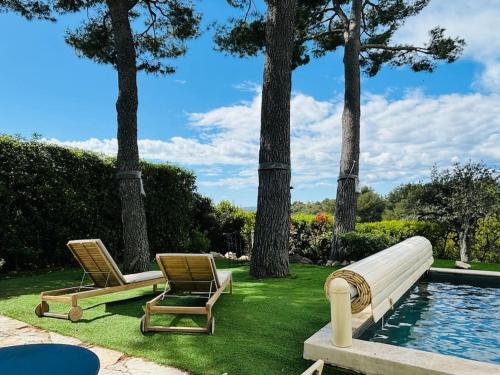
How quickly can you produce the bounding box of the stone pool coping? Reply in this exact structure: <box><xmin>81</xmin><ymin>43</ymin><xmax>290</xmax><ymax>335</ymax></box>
<box><xmin>304</xmin><ymin>267</ymin><xmax>500</xmax><ymax>375</ymax></box>
<box><xmin>428</xmin><ymin>267</ymin><xmax>500</xmax><ymax>287</ymax></box>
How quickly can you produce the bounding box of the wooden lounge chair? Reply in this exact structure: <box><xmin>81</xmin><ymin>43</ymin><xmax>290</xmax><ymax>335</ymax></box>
<box><xmin>35</xmin><ymin>239</ymin><xmax>164</xmax><ymax>322</ymax></box>
<box><xmin>140</xmin><ymin>253</ymin><xmax>233</xmax><ymax>335</ymax></box>
<box><xmin>301</xmin><ymin>360</ymin><xmax>324</xmax><ymax>375</ymax></box>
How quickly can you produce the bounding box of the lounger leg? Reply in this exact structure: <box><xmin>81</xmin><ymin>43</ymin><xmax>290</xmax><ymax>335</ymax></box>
<box><xmin>35</xmin><ymin>300</ymin><xmax>50</xmax><ymax>318</ymax></box>
<box><xmin>207</xmin><ymin>308</ymin><xmax>215</xmax><ymax>335</ymax></box>
<box><xmin>68</xmin><ymin>296</ymin><xmax>83</xmax><ymax>322</ymax></box>
<box><xmin>153</xmin><ymin>284</ymin><xmax>158</xmax><ymax>293</ymax></box>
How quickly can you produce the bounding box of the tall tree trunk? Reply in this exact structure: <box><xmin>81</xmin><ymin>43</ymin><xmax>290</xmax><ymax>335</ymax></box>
<box><xmin>330</xmin><ymin>0</ymin><xmax>362</xmax><ymax>262</ymax></box>
<box><xmin>107</xmin><ymin>0</ymin><xmax>150</xmax><ymax>273</ymax></box>
<box><xmin>458</xmin><ymin>224</ymin><xmax>470</xmax><ymax>262</ymax></box>
<box><xmin>250</xmin><ymin>0</ymin><xmax>296</xmax><ymax>279</ymax></box>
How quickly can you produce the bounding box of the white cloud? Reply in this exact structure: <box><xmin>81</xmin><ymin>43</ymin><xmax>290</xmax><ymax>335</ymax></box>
<box><xmin>46</xmin><ymin>90</ymin><xmax>500</xmax><ymax>192</ymax></box>
<box><xmin>394</xmin><ymin>0</ymin><xmax>500</xmax><ymax>92</ymax></box>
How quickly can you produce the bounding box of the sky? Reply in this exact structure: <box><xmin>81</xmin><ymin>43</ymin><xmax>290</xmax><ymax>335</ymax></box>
<box><xmin>1</xmin><ymin>1</ymin><xmax>499</xmax><ymax>207</ymax></box>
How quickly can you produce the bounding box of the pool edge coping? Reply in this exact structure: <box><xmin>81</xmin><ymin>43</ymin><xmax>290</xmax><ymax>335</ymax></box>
<box><xmin>304</xmin><ymin>323</ymin><xmax>500</xmax><ymax>375</ymax></box>
<box><xmin>304</xmin><ymin>268</ymin><xmax>500</xmax><ymax>375</ymax></box>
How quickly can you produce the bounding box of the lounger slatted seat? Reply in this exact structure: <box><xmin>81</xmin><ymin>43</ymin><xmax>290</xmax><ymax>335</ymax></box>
<box><xmin>35</xmin><ymin>239</ymin><xmax>163</xmax><ymax>322</ymax></box>
<box><xmin>140</xmin><ymin>253</ymin><xmax>233</xmax><ymax>335</ymax></box>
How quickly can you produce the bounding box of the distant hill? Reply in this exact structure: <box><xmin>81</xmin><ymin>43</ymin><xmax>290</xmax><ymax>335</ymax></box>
<box><xmin>242</xmin><ymin>206</ymin><xmax>257</xmax><ymax>212</ymax></box>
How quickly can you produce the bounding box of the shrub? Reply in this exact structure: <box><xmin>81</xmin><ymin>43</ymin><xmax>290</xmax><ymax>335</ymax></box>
<box><xmin>183</xmin><ymin>229</ymin><xmax>211</xmax><ymax>253</ymax></box>
<box><xmin>471</xmin><ymin>215</ymin><xmax>500</xmax><ymax>263</ymax></box>
<box><xmin>0</xmin><ymin>135</ymin><xmax>200</xmax><ymax>272</ymax></box>
<box><xmin>356</xmin><ymin>220</ymin><xmax>442</xmax><ymax>246</ymax></box>
<box><xmin>206</xmin><ymin>201</ymin><xmax>255</xmax><ymax>256</ymax></box>
<box><xmin>289</xmin><ymin>218</ymin><xmax>446</xmax><ymax>262</ymax></box>
<box><xmin>289</xmin><ymin>216</ymin><xmax>331</xmax><ymax>262</ymax></box>
<box><xmin>337</xmin><ymin>232</ymin><xmax>392</xmax><ymax>260</ymax></box>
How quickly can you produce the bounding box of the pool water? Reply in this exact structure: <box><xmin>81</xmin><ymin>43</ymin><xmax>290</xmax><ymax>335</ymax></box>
<box><xmin>359</xmin><ymin>281</ymin><xmax>500</xmax><ymax>364</ymax></box>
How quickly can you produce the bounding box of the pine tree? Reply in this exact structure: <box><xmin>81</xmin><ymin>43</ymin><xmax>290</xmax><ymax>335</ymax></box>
<box><xmin>215</xmin><ymin>0</ymin><xmax>464</xmax><ymax>261</ymax></box>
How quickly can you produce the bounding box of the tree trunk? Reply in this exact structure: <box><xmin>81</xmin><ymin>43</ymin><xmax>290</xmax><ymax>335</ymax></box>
<box><xmin>458</xmin><ymin>224</ymin><xmax>470</xmax><ymax>262</ymax></box>
<box><xmin>250</xmin><ymin>0</ymin><xmax>296</xmax><ymax>279</ymax></box>
<box><xmin>107</xmin><ymin>0</ymin><xmax>150</xmax><ymax>273</ymax></box>
<box><xmin>330</xmin><ymin>0</ymin><xmax>362</xmax><ymax>262</ymax></box>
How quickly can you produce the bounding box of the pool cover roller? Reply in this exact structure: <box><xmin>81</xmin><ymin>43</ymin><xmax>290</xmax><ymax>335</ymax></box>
<box><xmin>325</xmin><ymin>236</ymin><xmax>433</xmax><ymax>322</ymax></box>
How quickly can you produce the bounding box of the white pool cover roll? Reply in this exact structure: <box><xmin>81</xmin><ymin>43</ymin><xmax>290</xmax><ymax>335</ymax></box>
<box><xmin>325</xmin><ymin>236</ymin><xmax>433</xmax><ymax>322</ymax></box>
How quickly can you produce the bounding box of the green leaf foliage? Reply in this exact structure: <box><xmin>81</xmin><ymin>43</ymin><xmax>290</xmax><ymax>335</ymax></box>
<box><xmin>1</xmin><ymin>0</ymin><xmax>54</xmax><ymax>21</ymax></box>
<box><xmin>356</xmin><ymin>186</ymin><xmax>386</xmax><ymax>222</ymax></box>
<box><xmin>215</xmin><ymin>0</ymin><xmax>465</xmax><ymax>74</ymax></box>
<box><xmin>0</xmin><ymin>135</ymin><xmax>200</xmax><ymax>272</ymax></box>
<box><xmin>56</xmin><ymin>0</ymin><xmax>201</xmax><ymax>75</ymax></box>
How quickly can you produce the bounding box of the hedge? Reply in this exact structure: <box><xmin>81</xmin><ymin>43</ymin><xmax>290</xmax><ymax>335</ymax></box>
<box><xmin>0</xmin><ymin>135</ymin><xmax>199</xmax><ymax>272</ymax></box>
<box><xmin>289</xmin><ymin>218</ymin><xmax>445</xmax><ymax>262</ymax></box>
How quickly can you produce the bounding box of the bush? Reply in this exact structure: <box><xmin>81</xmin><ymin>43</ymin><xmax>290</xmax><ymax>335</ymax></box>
<box><xmin>289</xmin><ymin>214</ymin><xmax>332</xmax><ymax>262</ymax></box>
<box><xmin>471</xmin><ymin>215</ymin><xmax>500</xmax><ymax>263</ymax></box>
<box><xmin>356</xmin><ymin>220</ymin><xmax>442</xmax><ymax>246</ymax></box>
<box><xmin>205</xmin><ymin>201</ymin><xmax>255</xmax><ymax>256</ymax></box>
<box><xmin>0</xmin><ymin>135</ymin><xmax>201</xmax><ymax>272</ymax></box>
<box><xmin>289</xmin><ymin>218</ymin><xmax>446</xmax><ymax>262</ymax></box>
<box><xmin>337</xmin><ymin>232</ymin><xmax>392</xmax><ymax>260</ymax></box>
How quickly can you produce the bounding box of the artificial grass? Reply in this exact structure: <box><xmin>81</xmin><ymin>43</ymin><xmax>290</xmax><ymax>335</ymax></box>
<box><xmin>0</xmin><ymin>261</ymin><xmax>351</xmax><ymax>375</ymax></box>
<box><xmin>432</xmin><ymin>259</ymin><xmax>500</xmax><ymax>272</ymax></box>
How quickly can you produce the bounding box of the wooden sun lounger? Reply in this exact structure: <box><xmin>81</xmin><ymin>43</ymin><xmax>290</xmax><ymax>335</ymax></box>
<box><xmin>35</xmin><ymin>239</ymin><xmax>164</xmax><ymax>322</ymax></box>
<box><xmin>140</xmin><ymin>253</ymin><xmax>233</xmax><ymax>335</ymax></box>
<box><xmin>301</xmin><ymin>360</ymin><xmax>324</xmax><ymax>375</ymax></box>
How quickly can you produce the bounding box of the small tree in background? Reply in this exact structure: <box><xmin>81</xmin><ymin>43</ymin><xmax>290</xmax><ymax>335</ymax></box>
<box><xmin>55</xmin><ymin>0</ymin><xmax>201</xmax><ymax>272</ymax></box>
<box><xmin>215</xmin><ymin>0</ymin><xmax>465</xmax><ymax>262</ymax></box>
<box><xmin>382</xmin><ymin>183</ymin><xmax>424</xmax><ymax>220</ymax></box>
<box><xmin>417</xmin><ymin>162</ymin><xmax>499</xmax><ymax>262</ymax></box>
<box><xmin>357</xmin><ymin>186</ymin><xmax>385</xmax><ymax>222</ymax></box>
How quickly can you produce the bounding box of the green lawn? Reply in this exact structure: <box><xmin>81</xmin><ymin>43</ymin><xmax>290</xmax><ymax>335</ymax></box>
<box><xmin>432</xmin><ymin>259</ymin><xmax>500</xmax><ymax>272</ymax></box>
<box><xmin>1</xmin><ymin>259</ymin><xmax>498</xmax><ymax>374</ymax></box>
<box><xmin>0</xmin><ymin>261</ymin><xmax>351</xmax><ymax>375</ymax></box>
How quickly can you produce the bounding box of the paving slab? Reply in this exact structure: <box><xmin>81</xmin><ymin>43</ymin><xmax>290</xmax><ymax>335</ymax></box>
<box><xmin>0</xmin><ymin>315</ymin><xmax>189</xmax><ymax>375</ymax></box>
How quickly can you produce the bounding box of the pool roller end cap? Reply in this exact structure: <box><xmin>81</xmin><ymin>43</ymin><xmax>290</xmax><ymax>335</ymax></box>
<box><xmin>329</xmin><ymin>277</ymin><xmax>353</xmax><ymax>348</ymax></box>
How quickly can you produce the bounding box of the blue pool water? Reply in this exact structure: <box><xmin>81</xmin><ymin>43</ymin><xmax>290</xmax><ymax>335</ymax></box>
<box><xmin>359</xmin><ymin>281</ymin><xmax>500</xmax><ymax>364</ymax></box>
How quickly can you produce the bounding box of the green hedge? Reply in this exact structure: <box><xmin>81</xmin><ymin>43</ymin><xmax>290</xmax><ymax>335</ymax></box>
<box><xmin>0</xmin><ymin>135</ymin><xmax>198</xmax><ymax>272</ymax></box>
<box><xmin>337</xmin><ymin>232</ymin><xmax>392</xmax><ymax>260</ymax></box>
<box><xmin>289</xmin><ymin>218</ymin><xmax>445</xmax><ymax>262</ymax></box>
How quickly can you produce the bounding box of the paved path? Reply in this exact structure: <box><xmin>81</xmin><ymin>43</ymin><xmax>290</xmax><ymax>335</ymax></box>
<box><xmin>0</xmin><ymin>315</ymin><xmax>188</xmax><ymax>375</ymax></box>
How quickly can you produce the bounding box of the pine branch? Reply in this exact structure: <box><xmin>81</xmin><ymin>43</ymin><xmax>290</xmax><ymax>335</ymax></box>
<box><xmin>361</xmin><ymin>44</ymin><xmax>431</xmax><ymax>54</ymax></box>
<box><xmin>332</xmin><ymin>0</ymin><xmax>349</xmax><ymax>28</ymax></box>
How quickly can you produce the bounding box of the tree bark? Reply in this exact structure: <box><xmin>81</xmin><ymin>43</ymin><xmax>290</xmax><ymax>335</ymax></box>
<box><xmin>330</xmin><ymin>0</ymin><xmax>362</xmax><ymax>262</ymax></box>
<box><xmin>250</xmin><ymin>0</ymin><xmax>296</xmax><ymax>278</ymax></box>
<box><xmin>458</xmin><ymin>224</ymin><xmax>470</xmax><ymax>262</ymax></box>
<box><xmin>107</xmin><ymin>0</ymin><xmax>150</xmax><ymax>273</ymax></box>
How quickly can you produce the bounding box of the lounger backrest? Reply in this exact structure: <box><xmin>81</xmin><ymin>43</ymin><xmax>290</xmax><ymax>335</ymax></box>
<box><xmin>156</xmin><ymin>254</ymin><xmax>221</xmax><ymax>293</ymax></box>
<box><xmin>67</xmin><ymin>239</ymin><xmax>125</xmax><ymax>287</ymax></box>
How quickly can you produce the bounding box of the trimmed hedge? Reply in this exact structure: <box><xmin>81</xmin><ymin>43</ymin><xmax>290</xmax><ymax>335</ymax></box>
<box><xmin>0</xmin><ymin>135</ymin><xmax>198</xmax><ymax>272</ymax></box>
<box><xmin>289</xmin><ymin>217</ymin><xmax>445</xmax><ymax>262</ymax></box>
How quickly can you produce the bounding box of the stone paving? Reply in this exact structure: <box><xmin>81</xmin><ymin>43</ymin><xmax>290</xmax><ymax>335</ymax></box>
<box><xmin>0</xmin><ymin>315</ymin><xmax>188</xmax><ymax>375</ymax></box>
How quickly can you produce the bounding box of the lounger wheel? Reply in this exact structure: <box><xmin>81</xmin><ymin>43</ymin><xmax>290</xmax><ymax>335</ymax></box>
<box><xmin>209</xmin><ymin>317</ymin><xmax>215</xmax><ymax>335</ymax></box>
<box><xmin>35</xmin><ymin>301</ymin><xmax>49</xmax><ymax>317</ymax></box>
<box><xmin>68</xmin><ymin>306</ymin><xmax>83</xmax><ymax>322</ymax></box>
<box><xmin>139</xmin><ymin>315</ymin><xmax>148</xmax><ymax>335</ymax></box>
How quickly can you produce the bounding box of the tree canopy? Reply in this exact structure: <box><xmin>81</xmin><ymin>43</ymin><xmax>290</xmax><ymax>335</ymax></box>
<box><xmin>55</xmin><ymin>0</ymin><xmax>201</xmax><ymax>75</ymax></box>
<box><xmin>1</xmin><ymin>0</ymin><xmax>54</xmax><ymax>20</ymax></box>
<box><xmin>357</xmin><ymin>186</ymin><xmax>385</xmax><ymax>222</ymax></box>
<box><xmin>416</xmin><ymin>162</ymin><xmax>499</xmax><ymax>261</ymax></box>
<box><xmin>215</xmin><ymin>0</ymin><xmax>465</xmax><ymax>74</ymax></box>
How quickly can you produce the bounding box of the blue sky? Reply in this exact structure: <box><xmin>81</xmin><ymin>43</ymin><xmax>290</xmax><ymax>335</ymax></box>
<box><xmin>1</xmin><ymin>1</ymin><xmax>499</xmax><ymax>207</ymax></box>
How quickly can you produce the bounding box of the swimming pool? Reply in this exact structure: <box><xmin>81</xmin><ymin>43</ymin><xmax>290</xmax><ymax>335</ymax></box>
<box><xmin>359</xmin><ymin>280</ymin><xmax>500</xmax><ymax>364</ymax></box>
